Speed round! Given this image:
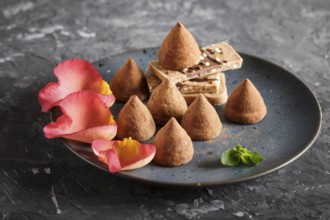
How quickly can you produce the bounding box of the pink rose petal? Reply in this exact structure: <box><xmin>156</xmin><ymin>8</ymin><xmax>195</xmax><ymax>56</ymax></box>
<box><xmin>44</xmin><ymin>91</ymin><xmax>117</xmax><ymax>143</ymax></box>
<box><xmin>38</xmin><ymin>59</ymin><xmax>115</xmax><ymax>112</ymax></box>
<box><xmin>91</xmin><ymin>138</ymin><xmax>156</xmax><ymax>173</ymax></box>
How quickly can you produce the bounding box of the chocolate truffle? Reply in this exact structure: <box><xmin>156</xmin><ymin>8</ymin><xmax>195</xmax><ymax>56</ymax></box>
<box><xmin>152</xmin><ymin>117</ymin><xmax>194</xmax><ymax>166</ymax></box>
<box><xmin>110</xmin><ymin>57</ymin><xmax>149</xmax><ymax>102</ymax></box>
<box><xmin>158</xmin><ymin>22</ymin><xmax>201</xmax><ymax>70</ymax></box>
<box><xmin>225</xmin><ymin>79</ymin><xmax>267</xmax><ymax>124</ymax></box>
<box><xmin>146</xmin><ymin>78</ymin><xmax>188</xmax><ymax>125</ymax></box>
<box><xmin>181</xmin><ymin>94</ymin><xmax>222</xmax><ymax>140</ymax></box>
<box><xmin>116</xmin><ymin>95</ymin><xmax>156</xmax><ymax>141</ymax></box>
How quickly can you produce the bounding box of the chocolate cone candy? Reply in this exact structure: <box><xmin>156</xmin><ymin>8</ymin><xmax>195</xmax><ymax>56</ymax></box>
<box><xmin>116</xmin><ymin>95</ymin><xmax>156</xmax><ymax>141</ymax></box>
<box><xmin>181</xmin><ymin>94</ymin><xmax>222</xmax><ymax>140</ymax></box>
<box><xmin>225</xmin><ymin>79</ymin><xmax>267</xmax><ymax>124</ymax></box>
<box><xmin>152</xmin><ymin>117</ymin><xmax>194</xmax><ymax>166</ymax></box>
<box><xmin>158</xmin><ymin>22</ymin><xmax>201</xmax><ymax>70</ymax></box>
<box><xmin>146</xmin><ymin>78</ymin><xmax>188</xmax><ymax>125</ymax></box>
<box><xmin>110</xmin><ymin>57</ymin><xmax>149</xmax><ymax>102</ymax></box>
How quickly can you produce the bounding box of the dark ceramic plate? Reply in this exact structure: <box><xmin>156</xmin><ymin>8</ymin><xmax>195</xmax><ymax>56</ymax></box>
<box><xmin>52</xmin><ymin>47</ymin><xmax>321</xmax><ymax>187</ymax></box>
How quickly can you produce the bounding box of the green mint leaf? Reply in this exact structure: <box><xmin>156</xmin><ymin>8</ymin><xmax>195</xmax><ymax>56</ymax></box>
<box><xmin>241</xmin><ymin>153</ymin><xmax>254</xmax><ymax>165</ymax></box>
<box><xmin>249</xmin><ymin>152</ymin><xmax>264</xmax><ymax>165</ymax></box>
<box><xmin>235</xmin><ymin>145</ymin><xmax>248</xmax><ymax>153</ymax></box>
<box><xmin>221</xmin><ymin>149</ymin><xmax>241</xmax><ymax>166</ymax></box>
<box><xmin>221</xmin><ymin>145</ymin><xmax>264</xmax><ymax>167</ymax></box>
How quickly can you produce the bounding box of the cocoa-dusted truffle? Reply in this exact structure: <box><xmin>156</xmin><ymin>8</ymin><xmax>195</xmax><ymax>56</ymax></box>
<box><xmin>152</xmin><ymin>117</ymin><xmax>194</xmax><ymax>166</ymax></box>
<box><xmin>225</xmin><ymin>79</ymin><xmax>267</xmax><ymax>124</ymax></box>
<box><xmin>181</xmin><ymin>94</ymin><xmax>222</xmax><ymax>140</ymax></box>
<box><xmin>116</xmin><ymin>95</ymin><xmax>156</xmax><ymax>141</ymax></box>
<box><xmin>110</xmin><ymin>57</ymin><xmax>149</xmax><ymax>102</ymax></box>
<box><xmin>146</xmin><ymin>78</ymin><xmax>188</xmax><ymax>125</ymax></box>
<box><xmin>158</xmin><ymin>22</ymin><xmax>201</xmax><ymax>70</ymax></box>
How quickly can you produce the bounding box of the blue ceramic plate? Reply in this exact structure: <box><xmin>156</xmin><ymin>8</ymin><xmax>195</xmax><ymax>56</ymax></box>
<box><xmin>52</xmin><ymin>48</ymin><xmax>322</xmax><ymax>187</ymax></box>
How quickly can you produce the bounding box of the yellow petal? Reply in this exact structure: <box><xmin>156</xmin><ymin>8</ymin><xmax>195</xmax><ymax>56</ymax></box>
<box><xmin>99</xmin><ymin>80</ymin><xmax>112</xmax><ymax>95</ymax></box>
<box><xmin>109</xmin><ymin>115</ymin><xmax>116</xmax><ymax>125</ymax></box>
<box><xmin>116</xmin><ymin>137</ymin><xmax>139</xmax><ymax>159</ymax></box>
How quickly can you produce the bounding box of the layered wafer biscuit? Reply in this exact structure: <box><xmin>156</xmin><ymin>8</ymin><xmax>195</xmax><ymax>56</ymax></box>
<box><xmin>175</xmin><ymin>73</ymin><xmax>221</xmax><ymax>94</ymax></box>
<box><xmin>146</xmin><ymin>68</ymin><xmax>228</xmax><ymax>105</ymax></box>
<box><xmin>182</xmin><ymin>77</ymin><xmax>227</xmax><ymax>105</ymax></box>
<box><xmin>146</xmin><ymin>67</ymin><xmax>220</xmax><ymax>94</ymax></box>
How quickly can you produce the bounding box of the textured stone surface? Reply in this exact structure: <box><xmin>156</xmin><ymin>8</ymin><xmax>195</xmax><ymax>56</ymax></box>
<box><xmin>0</xmin><ymin>0</ymin><xmax>329</xmax><ymax>219</ymax></box>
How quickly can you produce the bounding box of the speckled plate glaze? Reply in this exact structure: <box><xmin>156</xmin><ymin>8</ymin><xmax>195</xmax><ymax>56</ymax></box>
<box><xmin>52</xmin><ymin>47</ymin><xmax>322</xmax><ymax>187</ymax></box>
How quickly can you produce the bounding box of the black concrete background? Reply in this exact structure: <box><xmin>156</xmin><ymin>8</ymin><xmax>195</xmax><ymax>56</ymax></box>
<box><xmin>0</xmin><ymin>0</ymin><xmax>329</xmax><ymax>219</ymax></box>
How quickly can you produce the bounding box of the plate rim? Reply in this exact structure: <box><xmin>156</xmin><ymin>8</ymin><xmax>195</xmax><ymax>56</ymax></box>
<box><xmin>51</xmin><ymin>47</ymin><xmax>322</xmax><ymax>187</ymax></box>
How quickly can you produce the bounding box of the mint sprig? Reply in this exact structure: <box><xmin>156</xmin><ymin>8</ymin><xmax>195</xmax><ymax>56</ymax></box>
<box><xmin>221</xmin><ymin>145</ymin><xmax>264</xmax><ymax>166</ymax></box>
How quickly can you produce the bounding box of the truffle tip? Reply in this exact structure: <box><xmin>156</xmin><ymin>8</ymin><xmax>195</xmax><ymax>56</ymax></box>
<box><xmin>168</xmin><ymin>117</ymin><xmax>178</xmax><ymax>125</ymax></box>
<box><xmin>127</xmin><ymin>57</ymin><xmax>136</xmax><ymax>65</ymax></box>
<box><xmin>197</xmin><ymin>93</ymin><xmax>206</xmax><ymax>100</ymax></box>
<box><xmin>176</xmin><ymin>22</ymin><xmax>184</xmax><ymax>28</ymax></box>
<box><xmin>128</xmin><ymin>95</ymin><xmax>139</xmax><ymax>102</ymax></box>
<box><xmin>193</xmin><ymin>93</ymin><xmax>208</xmax><ymax>104</ymax></box>
<box><xmin>161</xmin><ymin>77</ymin><xmax>172</xmax><ymax>86</ymax></box>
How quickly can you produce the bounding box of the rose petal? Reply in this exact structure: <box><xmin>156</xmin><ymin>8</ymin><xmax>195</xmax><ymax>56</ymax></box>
<box><xmin>91</xmin><ymin>138</ymin><xmax>156</xmax><ymax>173</ymax></box>
<box><xmin>38</xmin><ymin>59</ymin><xmax>115</xmax><ymax>112</ymax></box>
<box><xmin>44</xmin><ymin>91</ymin><xmax>117</xmax><ymax>143</ymax></box>
<box><xmin>96</xmin><ymin>92</ymin><xmax>115</xmax><ymax>108</ymax></box>
<box><xmin>61</xmin><ymin>125</ymin><xmax>117</xmax><ymax>144</ymax></box>
<box><xmin>91</xmin><ymin>139</ymin><xmax>113</xmax><ymax>162</ymax></box>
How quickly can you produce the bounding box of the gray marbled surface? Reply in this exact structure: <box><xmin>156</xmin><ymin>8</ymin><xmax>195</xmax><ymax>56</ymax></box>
<box><xmin>0</xmin><ymin>0</ymin><xmax>329</xmax><ymax>219</ymax></box>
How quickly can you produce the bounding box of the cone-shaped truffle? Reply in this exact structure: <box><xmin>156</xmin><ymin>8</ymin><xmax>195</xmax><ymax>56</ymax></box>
<box><xmin>116</xmin><ymin>95</ymin><xmax>156</xmax><ymax>141</ymax></box>
<box><xmin>158</xmin><ymin>22</ymin><xmax>201</xmax><ymax>70</ymax></box>
<box><xmin>110</xmin><ymin>57</ymin><xmax>149</xmax><ymax>102</ymax></box>
<box><xmin>181</xmin><ymin>94</ymin><xmax>222</xmax><ymax>140</ymax></box>
<box><xmin>146</xmin><ymin>78</ymin><xmax>188</xmax><ymax>125</ymax></box>
<box><xmin>152</xmin><ymin>117</ymin><xmax>194</xmax><ymax>166</ymax></box>
<box><xmin>225</xmin><ymin>79</ymin><xmax>267</xmax><ymax>124</ymax></box>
